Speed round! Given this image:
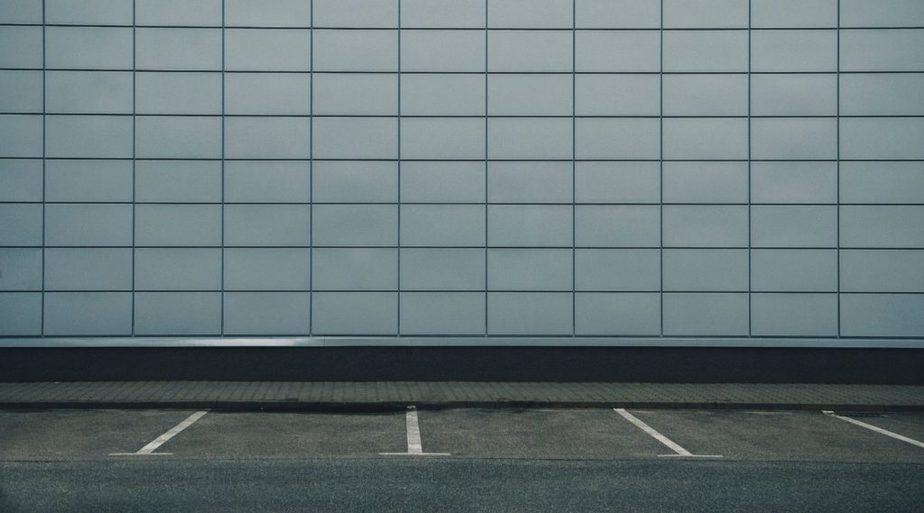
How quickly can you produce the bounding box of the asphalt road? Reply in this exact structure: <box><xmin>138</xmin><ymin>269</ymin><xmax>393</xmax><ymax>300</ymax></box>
<box><xmin>1</xmin><ymin>408</ymin><xmax>922</xmax><ymax>512</ymax></box>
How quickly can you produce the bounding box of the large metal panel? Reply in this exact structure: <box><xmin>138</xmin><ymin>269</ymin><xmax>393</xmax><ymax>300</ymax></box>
<box><xmin>1</xmin><ymin>1</ymin><xmax>922</xmax><ymax>347</ymax></box>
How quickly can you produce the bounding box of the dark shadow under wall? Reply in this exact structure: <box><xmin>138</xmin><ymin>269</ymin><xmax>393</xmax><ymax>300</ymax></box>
<box><xmin>1</xmin><ymin>347</ymin><xmax>922</xmax><ymax>384</ymax></box>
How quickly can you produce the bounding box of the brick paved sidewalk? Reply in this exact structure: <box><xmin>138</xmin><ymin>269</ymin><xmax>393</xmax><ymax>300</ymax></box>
<box><xmin>1</xmin><ymin>382</ymin><xmax>922</xmax><ymax>411</ymax></box>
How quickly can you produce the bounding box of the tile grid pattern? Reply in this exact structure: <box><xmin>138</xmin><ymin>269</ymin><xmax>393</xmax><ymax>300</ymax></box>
<box><xmin>0</xmin><ymin>1</ymin><xmax>923</xmax><ymax>342</ymax></box>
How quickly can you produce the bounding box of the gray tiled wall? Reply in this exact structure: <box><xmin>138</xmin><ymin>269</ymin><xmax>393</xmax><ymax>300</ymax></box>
<box><xmin>1</xmin><ymin>0</ymin><xmax>923</xmax><ymax>344</ymax></box>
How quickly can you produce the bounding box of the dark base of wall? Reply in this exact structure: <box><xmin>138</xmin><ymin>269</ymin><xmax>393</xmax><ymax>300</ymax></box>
<box><xmin>1</xmin><ymin>347</ymin><xmax>922</xmax><ymax>384</ymax></box>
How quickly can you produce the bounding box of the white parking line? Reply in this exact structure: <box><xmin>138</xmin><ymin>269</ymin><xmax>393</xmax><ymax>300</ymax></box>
<box><xmin>614</xmin><ymin>408</ymin><xmax>722</xmax><ymax>459</ymax></box>
<box><xmin>110</xmin><ymin>411</ymin><xmax>208</xmax><ymax>456</ymax></box>
<box><xmin>380</xmin><ymin>405</ymin><xmax>450</xmax><ymax>457</ymax></box>
<box><xmin>823</xmin><ymin>411</ymin><xmax>924</xmax><ymax>449</ymax></box>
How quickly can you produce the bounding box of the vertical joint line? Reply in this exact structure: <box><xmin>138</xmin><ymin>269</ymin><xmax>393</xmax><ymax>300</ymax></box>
<box><xmin>484</xmin><ymin>0</ymin><xmax>489</xmax><ymax>337</ymax></box>
<box><xmin>747</xmin><ymin>0</ymin><xmax>752</xmax><ymax>337</ymax></box>
<box><xmin>658</xmin><ymin>0</ymin><xmax>664</xmax><ymax>337</ymax></box>
<box><xmin>309</xmin><ymin>0</ymin><xmax>314</xmax><ymax>336</ymax></box>
<box><xmin>571</xmin><ymin>0</ymin><xmax>576</xmax><ymax>336</ymax></box>
<box><xmin>40</xmin><ymin>0</ymin><xmax>46</xmax><ymax>337</ymax></box>
<box><xmin>220</xmin><ymin>0</ymin><xmax>226</xmax><ymax>335</ymax></box>
<box><xmin>836</xmin><ymin>0</ymin><xmax>841</xmax><ymax>337</ymax></box>
<box><xmin>131</xmin><ymin>0</ymin><xmax>137</xmax><ymax>336</ymax></box>
<box><xmin>397</xmin><ymin>0</ymin><xmax>402</xmax><ymax>337</ymax></box>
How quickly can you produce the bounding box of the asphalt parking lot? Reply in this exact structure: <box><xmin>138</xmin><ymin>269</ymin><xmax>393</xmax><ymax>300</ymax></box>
<box><xmin>1</xmin><ymin>407</ymin><xmax>923</xmax><ymax>512</ymax></box>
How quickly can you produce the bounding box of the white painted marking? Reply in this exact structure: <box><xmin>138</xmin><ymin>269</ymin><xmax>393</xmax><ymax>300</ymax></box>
<box><xmin>823</xmin><ymin>411</ymin><xmax>924</xmax><ymax>449</ymax></box>
<box><xmin>380</xmin><ymin>405</ymin><xmax>450</xmax><ymax>457</ymax></box>
<box><xmin>614</xmin><ymin>408</ymin><xmax>722</xmax><ymax>459</ymax></box>
<box><xmin>110</xmin><ymin>411</ymin><xmax>208</xmax><ymax>457</ymax></box>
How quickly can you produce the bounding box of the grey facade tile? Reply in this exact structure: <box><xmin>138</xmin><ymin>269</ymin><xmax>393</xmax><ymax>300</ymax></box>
<box><xmin>225</xmin><ymin>248</ymin><xmax>311</xmax><ymax>291</ymax></box>
<box><xmin>44</xmin><ymin>292</ymin><xmax>132</xmax><ymax>336</ymax></box>
<box><xmin>0</xmin><ymin>70</ymin><xmax>42</xmax><ymax>113</ymax></box>
<box><xmin>45</xmin><ymin>71</ymin><xmax>132</xmax><ymax>114</ymax></box>
<box><xmin>46</xmin><ymin>27</ymin><xmax>132</xmax><ymax>70</ymax></box>
<box><xmin>224</xmin><ymin>29</ymin><xmax>309</xmax><ymax>71</ymax></box>
<box><xmin>0</xmin><ymin>0</ymin><xmax>43</xmax><ymax>24</ymax></box>
<box><xmin>575</xmin><ymin>162</ymin><xmax>660</xmax><ymax>204</ymax></box>
<box><xmin>751</xmin><ymin>249</ymin><xmax>838</xmax><ymax>292</ymax></box>
<box><xmin>841</xmin><ymin>294</ymin><xmax>924</xmax><ymax>337</ymax></box>
<box><xmin>0</xmin><ymin>293</ymin><xmax>42</xmax><ymax>335</ymax></box>
<box><xmin>574</xmin><ymin>249</ymin><xmax>661</xmax><ymax>292</ymax></box>
<box><xmin>0</xmin><ymin>204</ymin><xmax>43</xmax><ymax>246</ymax></box>
<box><xmin>751</xmin><ymin>206</ymin><xmax>838</xmax><ymax>248</ymax></box>
<box><xmin>663</xmin><ymin>249</ymin><xmax>749</xmax><ymax>292</ymax></box>
<box><xmin>136</xmin><ymin>28</ymin><xmax>221</xmax><ymax>70</ymax></box>
<box><xmin>46</xmin><ymin>0</ymin><xmax>132</xmax><ymax>25</ymax></box>
<box><xmin>134</xmin><ymin>292</ymin><xmax>221</xmax><ymax>336</ymax></box>
<box><xmin>489</xmin><ymin>118</ymin><xmax>571</xmax><ymax>160</ymax></box>
<box><xmin>663</xmin><ymin>30</ymin><xmax>748</xmax><ymax>72</ymax></box>
<box><xmin>135</xmin><ymin>248</ymin><xmax>222</xmax><ymax>291</ymax></box>
<box><xmin>46</xmin><ymin>115</ymin><xmax>132</xmax><ymax>159</ymax></box>
<box><xmin>224</xmin><ymin>117</ymin><xmax>309</xmax><ymax>159</ymax></box>
<box><xmin>401</xmin><ymin>205</ymin><xmax>485</xmax><ymax>247</ymax></box>
<box><xmin>224</xmin><ymin>204</ymin><xmax>310</xmax><ymax>247</ymax></box>
<box><xmin>44</xmin><ymin>248</ymin><xmax>132</xmax><ymax>291</ymax></box>
<box><xmin>225</xmin><ymin>161</ymin><xmax>310</xmax><ymax>203</ymax></box>
<box><xmin>225</xmin><ymin>0</ymin><xmax>310</xmax><ymax>27</ymax></box>
<box><xmin>840</xmin><ymin>206</ymin><xmax>924</xmax><ymax>248</ymax></box>
<box><xmin>575</xmin><ymin>205</ymin><xmax>661</xmax><ymax>247</ymax></box>
<box><xmin>663</xmin><ymin>206</ymin><xmax>749</xmax><ymax>248</ymax></box>
<box><xmin>488</xmin><ymin>161</ymin><xmax>572</xmax><ymax>204</ymax></box>
<box><xmin>314</xmin><ymin>73</ymin><xmax>397</xmax><ymax>116</ymax></box>
<box><xmin>663</xmin><ymin>0</ymin><xmax>748</xmax><ymax>28</ymax></box>
<box><xmin>0</xmin><ymin>27</ymin><xmax>42</xmax><ymax>69</ymax></box>
<box><xmin>751</xmin><ymin>0</ymin><xmax>837</xmax><ymax>28</ymax></box>
<box><xmin>312</xmin><ymin>248</ymin><xmax>396</xmax><ymax>291</ymax></box>
<box><xmin>401</xmin><ymin>162</ymin><xmax>485</xmax><ymax>203</ymax></box>
<box><xmin>134</xmin><ymin>204</ymin><xmax>221</xmax><ymax>247</ymax></box>
<box><xmin>223</xmin><ymin>292</ymin><xmax>310</xmax><ymax>336</ymax></box>
<box><xmin>136</xmin><ymin>0</ymin><xmax>222</xmax><ymax>26</ymax></box>
<box><xmin>488</xmin><ymin>205</ymin><xmax>572</xmax><ymax>247</ymax></box>
<box><xmin>575</xmin><ymin>0</ymin><xmax>660</xmax><ymax>29</ymax></box>
<box><xmin>489</xmin><ymin>30</ymin><xmax>572</xmax><ymax>72</ymax></box>
<box><xmin>663</xmin><ymin>162</ymin><xmax>748</xmax><ymax>204</ymax></box>
<box><xmin>312</xmin><ymin>292</ymin><xmax>397</xmax><ymax>335</ymax></box>
<box><xmin>401</xmin><ymin>0</ymin><xmax>485</xmax><ymax>28</ymax></box>
<box><xmin>136</xmin><ymin>72</ymin><xmax>222</xmax><ymax>115</ymax></box>
<box><xmin>400</xmin><ymin>292</ymin><xmax>485</xmax><ymax>335</ymax></box>
<box><xmin>312</xmin><ymin>205</ymin><xmax>397</xmax><ymax>246</ymax></box>
<box><xmin>663</xmin><ymin>293</ymin><xmax>749</xmax><ymax>336</ymax></box>
<box><xmin>135</xmin><ymin>160</ymin><xmax>222</xmax><ymax>203</ymax></box>
<box><xmin>575</xmin><ymin>31</ymin><xmax>659</xmax><ymax>72</ymax></box>
<box><xmin>489</xmin><ymin>0</ymin><xmax>572</xmax><ymax>28</ymax></box>
<box><xmin>488</xmin><ymin>249</ymin><xmax>572</xmax><ymax>291</ymax></box>
<box><xmin>45</xmin><ymin>160</ymin><xmax>133</xmax><ymax>203</ymax></box>
<box><xmin>751</xmin><ymin>162</ymin><xmax>838</xmax><ymax>204</ymax></box>
<box><xmin>0</xmin><ymin>115</ymin><xmax>42</xmax><ymax>158</ymax></box>
<box><xmin>841</xmin><ymin>250</ymin><xmax>924</xmax><ymax>293</ymax></box>
<box><xmin>225</xmin><ymin>73</ymin><xmax>310</xmax><ymax>115</ymax></box>
<box><xmin>751</xmin><ymin>74</ymin><xmax>837</xmax><ymax>116</ymax></box>
<box><xmin>400</xmin><ymin>248</ymin><xmax>485</xmax><ymax>291</ymax></box>
<box><xmin>0</xmin><ymin>160</ymin><xmax>43</xmax><ymax>202</ymax></box>
<box><xmin>135</xmin><ymin>116</ymin><xmax>221</xmax><ymax>159</ymax></box>
<box><xmin>839</xmin><ymin>162</ymin><xmax>924</xmax><ymax>204</ymax></box>
<box><xmin>46</xmin><ymin>204</ymin><xmax>133</xmax><ymax>247</ymax></box>
<box><xmin>403</xmin><ymin>30</ymin><xmax>485</xmax><ymax>72</ymax></box>
<box><xmin>314</xmin><ymin>0</ymin><xmax>394</xmax><ymax>28</ymax></box>
<box><xmin>487</xmin><ymin>292</ymin><xmax>572</xmax><ymax>335</ymax></box>
<box><xmin>751</xmin><ymin>294</ymin><xmax>838</xmax><ymax>337</ymax></box>
<box><xmin>575</xmin><ymin>293</ymin><xmax>661</xmax><ymax>336</ymax></box>
<box><xmin>0</xmin><ymin>248</ymin><xmax>42</xmax><ymax>291</ymax></box>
